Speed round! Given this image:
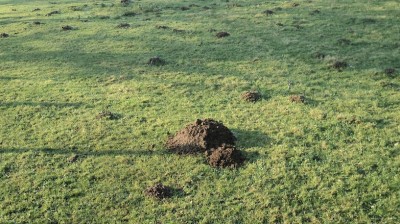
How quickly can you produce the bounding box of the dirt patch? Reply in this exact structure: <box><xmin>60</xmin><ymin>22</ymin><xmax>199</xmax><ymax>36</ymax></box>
<box><xmin>68</xmin><ymin>154</ymin><xmax>79</xmax><ymax>163</ymax></box>
<box><xmin>166</xmin><ymin>119</ymin><xmax>236</xmax><ymax>154</ymax></box>
<box><xmin>263</xmin><ymin>10</ymin><xmax>274</xmax><ymax>15</ymax></box>
<box><xmin>117</xmin><ymin>23</ymin><xmax>130</xmax><ymax>28</ymax></box>
<box><xmin>289</xmin><ymin>95</ymin><xmax>306</xmax><ymax>103</ymax></box>
<box><xmin>96</xmin><ymin>110</ymin><xmax>121</xmax><ymax>120</ymax></box>
<box><xmin>384</xmin><ymin>68</ymin><xmax>396</xmax><ymax>77</ymax></box>
<box><xmin>330</xmin><ymin>60</ymin><xmax>348</xmax><ymax>71</ymax></box>
<box><xmin>205</xmin><ymin>144</ymin><xmax>245</xmax><ymax>168</ymax></box>
<box><xmin>0</xmin><ymin>33</ymin><xmax>9</xmax><ymax>38</ymax></box>
<box><xmin>241</xmin><ymin>91</ymin><xmax>261</xmax><ymax>102</ymax></box>
<box><xmin>216</xmin><ymin>32</ymin><xmax>230</xmax><ymax>38</ymax></box>
<box><xmin>62</xmin><ymin>25</ymin><xmax>74</xmax><ymax>31</ymax></box>
<box><xmin>145</xmin><ymin>183</ymin><xmax>172</xmax><ymax>200</ymax></box>
<box><xmin>46</xmin><ymin>10</ymin><xmax>60</xmax><ymax>16</ymax></box>
<box><xmin>147</xmin><ymin>56</ymin><xmax>165</xmax><ymax>66</ymax></box>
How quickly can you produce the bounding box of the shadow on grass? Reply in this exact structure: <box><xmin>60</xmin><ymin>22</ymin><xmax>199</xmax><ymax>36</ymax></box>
<box><xmin>0</xmin><ymin>101</ymin><xmax>84</xmax><ymax>108</ymax></box>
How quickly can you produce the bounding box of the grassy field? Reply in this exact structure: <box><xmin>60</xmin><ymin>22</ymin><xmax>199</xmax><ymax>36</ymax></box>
<box><xmin>1</xmin><ymin>0</ymin><xmax>399</xmax><ymax>223</ymax></box>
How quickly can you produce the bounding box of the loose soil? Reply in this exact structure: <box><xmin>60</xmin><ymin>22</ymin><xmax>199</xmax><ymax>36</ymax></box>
<box><xmin>330</xmin><ymin>60</ymin><xmax>348</xmax><ymax>71</ymax></box>
<box><xmin>145</xmin><ymin>183</ymin><xmax>172</xmax><ymax>200</ymax></box>
<box><xmin>216</xmin><ymin>32</ymin><xmax>230</xmax><ymax>38</ymax></box>
<box><xmin>166</xmin><ymin>119</ymin><xmax>236</xmax><ymax>154</ymax></box>
<box><xmin>205</xmin><ymin>144</ymin><xmax>245</xmax><ymax>168</ymax></box>
<box><xmin>0</xmin><ymin>33</ymin><xmax>9</xmax><ymax>38</ymax></box>
<box><xmin>62</xmin><ymin>25</ymin><xmax>73</xmax><ymax>31</ymax></box>
<box><xmin>289</xmin><ymin>95</ymin><xmax>306</xmax><ymax>103</ymax></box>
<box><xmin>117</xmin><ymin>23</ymin><xmax>130</xmax><ymax>28</ymax></box>
<box><xmin>241</xmin><ymin>91</ymin><xmax>261</xmax><ymax>102</ymax></box>
<box><xmin>147</xmin><ymin>56</ymin><xmax>165</xmax><ymax>66</ymax></box>
<box><xmin>96</xmin><ymin>110</ymin><xmax>120</xmax><ymax>120</ymax></box>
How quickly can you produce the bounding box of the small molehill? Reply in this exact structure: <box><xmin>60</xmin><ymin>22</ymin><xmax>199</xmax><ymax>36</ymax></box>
<box><xmin>241</xmin><ymin>91</ymin><xmax>261</xmax><ymax>102</ymax></box>
<box><xmin>96</xmin><ymin>110</ymin><xmax>120</xmax><ymax>120</ymax></box>
<box><xmin>205</xmin><ymin>144</ymin><xmax>245</xmax><ymax>168</ymax></box>
<box><xmin>330</xmin><ymin>60</ymin><xmax>347</xmax><ymax>71</ymax></box>
<box><xmin>289</xmin><ymin>95</ymin><xmax>306</xmax><ymax>103</ymax></box>
<box><xmin>166</xmin><ymin>119</ymin><xmax>236</xmax><ymax>154</ymax></box>
<box><xmin>62</xmin><ymin>25</ymin><xmax>73</xmax><ymax>31</ymax></box>
<box><xmin>384</xmin><ymin>68</ymin><xmax>396</xmax><ymax>77</ymax></box>
<box><xmin>145</xmin><ymin>183</ymin><xmax>172</xmax><ymax>200</ymax></box>
<box><xmin>46</xmin><ymin>10</ymin><xmax>60</xmax><ymax>16</ymax></box>
<box><xmin>216</xmin><ymin>32</ymin><xmax>230</xmax><ymax>38</ymax></box>
<box><xmin>116</xmin><ymin>23</ymin><xmax>130</xmax><ymax>28</ymax></box>
<box><xmin>0</xmin><ymin>33</ymin><xmax>9</xmax><ymax>38</ymax></box>
<box><xmin>147</xmin><ymin>56</ymin><xmax>165</xmax><ymax>66</ymax></box>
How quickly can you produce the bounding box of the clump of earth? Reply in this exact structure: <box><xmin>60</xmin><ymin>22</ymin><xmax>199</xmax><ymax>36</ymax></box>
<box><xmin>330</xmin><ymin>60</ymin><xmax>348</xmax><ymax>71</ymax></box>
<box><xmin>147</xmin><ymin>56</ymin><xmax>165</xmax><ymax>66</ymax></box>
<box><xmin>216</xmin><ymin>31</ymin><xmax>230</xmax><ymax>38</ymax></box>
<box><xmin>205</xmin><ymin>144</ymin><xmax>245</xmax><ymax>168</ymax></box>
<box><xmin>241</xmin><ymin>91</ymin><xmax>261</xmax><ymax>102</ymax></box>
<box><xmin>289</xmin><ymin>95</ymin><xmax>306</xmax><ymax>103</ymax></box>
<box><xmin>166</xmin><ymin>119</ymin><xmax>245</xmax><ymax>168</ymax></box>
<box><xmin>145</xmin><ymin>183</ymin><xmax>172</xmax><ymax>200</ymax></box>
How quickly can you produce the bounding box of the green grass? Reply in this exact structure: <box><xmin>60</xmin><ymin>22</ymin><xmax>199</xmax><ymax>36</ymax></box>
<box><xmin>1</xmin><ymin>0</ymin><xmax>399</xmax><ymax>223</ymax></box>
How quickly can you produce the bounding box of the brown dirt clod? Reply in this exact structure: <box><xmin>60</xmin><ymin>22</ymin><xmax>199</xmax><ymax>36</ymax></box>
<box><xmin>384</xmin><ymin>68</ymin><xmax>396</xmax><ymax>76</ymax></box>
<box><xmin>205</xmin><ymin>144</ymin><xmax>245</xmax><ymax>168</ymax></box>
<box><xmin>0</xmin><ymin>33</ymin><xmax>9</xmax><ymax>38</ymax></box>
<box><xmin>216</xmin><ymin>32</ymin><xmax>230</xmax><ymax>38</ymax></box>
<box><xmin>241</xmin><ymin>91</ymin><xmax>261</xmax><ymax>102</ymax></box>
<box><xmin>62</xmin><ymin>25</ymin><xmax>73</xmax><ymax>31</ymax></box>
<box><xmin>166</xmin><ymin>119</ymin><xmax>236</xmax><ymax>154</ymax></box>
<box><xmin>145</xmin><ymin>183</ymin><xmax>172</xmax><ymax>200</ymax></box>
<box><xmin>289</xmin><ymin>95</ymin><xmax>306</xmax><ymax>103</ymax></box>
<box><xmin>330</xmin><ymin>61</ymin><xmax>348</xmax><ymax>71</ymax></box>
<box><xmin>147</xmin><ymin>56</ymin><xmax>165</xmax><ymax>66</ymax></box>
<box><xmin>117</xmin><ymin>23</ymin><xmax>130</xmax><ymax>28</ymax></box>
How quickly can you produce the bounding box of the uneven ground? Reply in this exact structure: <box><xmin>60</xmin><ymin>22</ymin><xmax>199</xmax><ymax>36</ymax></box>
<box><xmin>1</xmin><ymin>0</ymin><xmax>400</xmax><ymax>223</ymax></box>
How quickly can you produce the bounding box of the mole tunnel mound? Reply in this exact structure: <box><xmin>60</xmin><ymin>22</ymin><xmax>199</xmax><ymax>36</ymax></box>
<box><xmin>166</xmin><ymin>119</ymin><xmax>236</xmax><ymax>154</ymax></box>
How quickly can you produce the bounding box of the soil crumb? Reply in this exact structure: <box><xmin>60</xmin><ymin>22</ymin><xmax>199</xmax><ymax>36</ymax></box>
<box><xmin>145</xmin><ymin>183</ymin><xmax>172</xmax><ymax>200</ymax></box>
<box><xmin>0</xmin><ymin>33</ymin><xmax>9</xmax><ymax>38</ymax></box>
<box><xmin>205</xmin><ymin>144</ymin><xmax>245</xmax><ymax>168</ymax></box>
<box><xmin>147</xmin><ymin>56</ymin><xmax>165</xmax><ymax>66</ymax></box>
<box><xmin>241</xmin><ymin>91</ymin><xmax>261</xmax><ymax>102</ymax></box>
<box><xmin>330</xmin><ymin>60</ymin><xmax>348</xmax><ymax>71</ymax></box>
<box><xmin>166</xmin><ymin>119</ymin><xmax>236</xmax><ymax>154</ymax></box>
<box><xmin>289</xmin><ymin>95</ymin><xmax>306</xmax><ymax>103</ymax></box>
<box><xmin>216</xmin><ymin>31</ymin><xmax>230</xmax><ymax>38</ymax></box>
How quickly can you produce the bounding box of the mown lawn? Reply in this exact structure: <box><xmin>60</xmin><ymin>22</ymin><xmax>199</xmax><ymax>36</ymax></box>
<box><xmin>1</xmin><ymin>0</ymin><xmax>399</xmax><ymax>223</ymax></box>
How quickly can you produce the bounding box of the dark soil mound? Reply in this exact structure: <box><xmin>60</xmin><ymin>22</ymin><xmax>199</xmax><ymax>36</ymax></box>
<box><xmin>216</xmin><ymin>32</ymin><xmax>230</xmax><ymax>38</ymax></box>
<box><xmin>241</xmin><ymin>91</ymin><xmax>261</xmax><ymax>102</ymax></box>
<box><xmin>330</xmin><ymin>60</ymin><xmax>347</xmax><ymax>71</ymax></box>
<box><xmin>147</xmin><ymin>56</ymin><xmax>165</xmax><ymax>66</ymax></box>
<box><xmin>145</xmin><ymin>183</ymin><xmax>172</xmax><ymax>200</ymax></box>
<box><xmin>205</xmin><ymin>144</ymin><xmax>245</xmax><ymax>168</ymax></box>
<box><xmin>384</xmin><ymin>68</ymin><xmax>396</xmax><ymax>77</ymax></box>
<box><xmin>117</xmin><ymin>23</ymin><xmax>130</xmax><ymax>28</ymax></box>
<box><xmin>96</xmin><ymin>110</ymin><xmax>120</xmax><ymax>120</ymax></box>
<box><xmin>46</xmin><ymin>10</ymin><xmax>60</xmax><ymax>16</ymax></box>
<box><xmin>0</xmin><ymin>33</ymin><xmax>9</xmax><ymax>38</ymax></box>
<box><xmin>289</xmin><ymin>95</ymin><xmax>306</xmax><ymax>103</ymax></box>
<box><xmin>166</xmin><ymin>119</ymin><xmax>236</xmax><ymax>154</ymax></box>
<box><xmin>62</xmin><ymin>25</ymin><xmax>73</xmax><ymax>31</ymax></box>
<box><xmin>263</xmin><ymin>10</ymin><xmax>274</xmax><ymax>15</ymax></box>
